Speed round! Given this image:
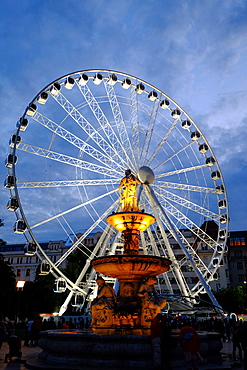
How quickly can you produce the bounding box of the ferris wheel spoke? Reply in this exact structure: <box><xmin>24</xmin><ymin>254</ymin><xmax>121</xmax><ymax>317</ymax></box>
<box><xmin>147</xmin><ymin>118</ymin><xmax>179</xmax><ymax>167</ymax></box>
<box><xmin>129</xmin><ymin>86</ymin><xmax>142</xmax><ymax>167</ymax></box>
<box><xmin>29</xmin><ymin>188</ymin><xmax>118</xmax><ymax>230</ymax></box>
<box><xmin>55</xmin><ymin>198</ymin><xmax>120</xmax><ymax>267</ymax></box>
<box><xmin>153</xmin><ymin>180</ymin><xmax>217</xmax><ymax>194</ymax></box>
<box><xmin>59</xmin><ymin>224</ymin><xmax>118</xmax><ymax>316</ymax></box>
<box><xmin>153</xmin><ymin>188</ymin><xmax>222</xmax><ymax>250</ymax></box>
<box><xmin>147</xmin><ymin>186</ymin><xmax>222</xmax><ymax>307</ymax></box>
<box><xmin>18</xmin><ymin>142</ymin><xmax>121</xmax><ymax>178</ymax></box>
<box><xmin>77</xmin><ymin>80</ymin><xmax>130</xmax><ymax>167</ymax></box>
<box><xmin>155</xmin><ymin>163</ymin><xmax>209</xmax><ymax>179</ymax></box>
<box><xmin>153</xmin><ymin>141</ymin><xmax>194</xmax><ymax>171</ymax></box>
<box><xmin>103</xmin><ymin>79</ymin><xmax>137</xmax><ymax>169</ymax></box>
<box><xmin>31</xmin><ymin>111</ymin><xmax>122</xmax><ymax>170</ymax></box>
<box><xmin>154</xmin><ymin>187</ymin><xmax>220</xmax><ymax>222</ymax></box>
<box><xmin>50</xmin><ymin>88</ymin><xmax>128</xmax><ymax>169</ymax></box>
<box><xmin>140</xmin><ymin>99</ymin><xmax>160</xmax><ymax>164</ymax></box>
<box><xmin>17</xmin><ymin>178</ymin><xmax>121</xmax><ymax>189</ymax></box>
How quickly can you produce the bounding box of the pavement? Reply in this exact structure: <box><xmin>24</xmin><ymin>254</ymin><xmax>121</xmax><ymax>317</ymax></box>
<box><xmin>0</xmin><ymin>339</ymin><xmax>245</xmax><ymax>370</ymax></box>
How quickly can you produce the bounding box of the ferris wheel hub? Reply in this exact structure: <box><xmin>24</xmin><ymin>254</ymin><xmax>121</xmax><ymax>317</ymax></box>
<box><xmin>137</xmin><ymin>166</ymin><xmax>155</xmax><ymax>184</ymax></box>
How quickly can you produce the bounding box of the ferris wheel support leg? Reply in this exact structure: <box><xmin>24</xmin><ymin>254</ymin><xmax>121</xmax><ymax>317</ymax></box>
<box><xmin>147</xmin><ymin>185</ymin><xmax>223</xmax><ymax>312</ymax></box>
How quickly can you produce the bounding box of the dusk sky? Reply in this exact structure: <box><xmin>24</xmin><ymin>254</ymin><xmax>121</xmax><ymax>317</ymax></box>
<box><xmin>1</xmin><ymin>0</ymin><xmax>247</xmax><ymax>245</ymax></box>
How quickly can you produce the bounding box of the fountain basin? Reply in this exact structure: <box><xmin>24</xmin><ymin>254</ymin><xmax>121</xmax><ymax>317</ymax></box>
<box><xmin>91</xmin><ymin>254</ymin><xmax>171</xmax><ymax>279</ymax></box>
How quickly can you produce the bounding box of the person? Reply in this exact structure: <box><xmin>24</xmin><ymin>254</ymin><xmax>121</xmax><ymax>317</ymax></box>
<box><xmin>160</xmin><ymin>316</ymin><xmax>175</xmax><ymax>369</ymax></box>
<box><xmin>150</xmin><ymin>313</ymin><xmax>163</xmax><ymax>369</ymax></box>
<box><xmin>229</xmin><ymin>319</ymin><xmax>243</xmax><ymax>362</ymax></box>
<box><xmin>179</xmin><ymin>324</ymin><xmax>201</xmax><ymax>370</ymax></box>
<box><xmin>47</xmin><ymin>316</ymin><xmax>57</xmax><ymax>330</ymax></box>
<box><xmin>32</xmin><ymin>315</ymin><xmax>42</xmax><ymax>346</ymax></box>
<box><xmin>0</xmin><ymin>320</ymin><xmax>6</xmax><ymax>350</ymax></box>
<box><xmin>25</xmin><ymin>318</ymin><xmax>34</xmax><ymax>346</ymax></box>
<box><xmin>61</xmin><ymin>318</ymin><xmax>69</xmax><ymax>329</ymax></box>
<box><xmin>119</xmin><ymin>169</ymin><xmax>141</xmax><ymax>212</ymax></box>
<box><xmin>138</xmin><ymin>276</ymin><xmax>167</xmax><ymax>319</ymax></box>
<box><xmin>90</xmin><ymin>276</ymin><xmax>116</xmax><ymax>327</ymax></box>
<box><xmin>238</xmin><ymin>322</ymin><xmax>247</xmax><ymax>368</ymax></box>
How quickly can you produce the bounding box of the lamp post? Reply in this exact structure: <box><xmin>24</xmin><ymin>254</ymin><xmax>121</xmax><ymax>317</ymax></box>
<box><xmin>16</xmin><ymin>280</ymin><xmax>25</xmax><ymax>324</ymax></box>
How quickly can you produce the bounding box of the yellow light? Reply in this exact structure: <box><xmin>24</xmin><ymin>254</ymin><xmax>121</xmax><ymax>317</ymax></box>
<box><xmin>115</xmin><ymin>223</ymin><xmax>124</xmax><ymax>231</ymax></box>
<box><xmin>16</xmin><ymin>280</ymin><xmax>25</xmax><ymax>289</ymax></box>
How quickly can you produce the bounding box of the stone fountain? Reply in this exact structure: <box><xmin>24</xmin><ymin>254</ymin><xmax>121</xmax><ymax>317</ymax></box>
<box><xmin>90</xmin><ymin>168</ymin><xmax>171</xmax><ymax>335</ymax></box>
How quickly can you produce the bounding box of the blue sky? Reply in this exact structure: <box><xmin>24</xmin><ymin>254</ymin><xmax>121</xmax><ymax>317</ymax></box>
<box><xmin>1</xmin><ymin>0</ymin><xmax>247</xmax><ymax>244</ymax></box>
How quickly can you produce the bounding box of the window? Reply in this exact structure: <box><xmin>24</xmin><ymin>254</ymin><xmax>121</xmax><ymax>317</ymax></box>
<box><xmin>238</xmin><ymin>274</ymin><xmax>245</xmax><ymax>283</ymax></box>
<box><xmin>26</xmin><ymin>268</ymin><xmax>30</xmax><ymax>276</ymax></box>
<box><xmin>234</xmin><ymin>250</ymin><xmax>242</xmax><ymax>257</ymax></box>
<box><xmin>216</xmin><ymin>283</ymin><xmax>221</xmax><ymax>291</ymax></box>
<box><xmin>17</xmin><ymin>269</ymin><xmax>21</xmax><ymax>277</ymax></box>
<box><xmin>237</xmin><ymin>262</ymin><xmax>243</xmax><ymax>270</ymax></box>
<box><xmin>225</xmin><ymin>269</ymin><xmax>229</xmax><ymax>277</ymax></box>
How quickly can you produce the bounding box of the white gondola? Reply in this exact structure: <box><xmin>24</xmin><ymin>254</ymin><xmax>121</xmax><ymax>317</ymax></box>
<box><xmin>17</xmin><ymin>117</ymin><xmax>28</xmax><ymax>131</ymax></box>
<box><xmin>181</xmin><ymin>119</ymin><xmax>191</xmax><ymax>129</ymax></box>
<box><xmin>4</xmin><ymin>175</ymin><xmax>16</xmax><ymax>189</ymax></box>
<box><xmin>211</xmin><ymin>170</ymin><xmax>221</xmax><ymax>180</ymax></box>
<box><xmin>220</xmin><ymin>214</ymin><xmax>228</xmax><ymax>224</ymax></box>
<box><xmin>216</xmin><ymin>184</ymin><xmax>225</xmax><ymax>194</ymax></box>
<box><xmin>78</xmin><ymin>73</ymin><xmax>88</xmax><ymax>86</ymax></box>
<box><xmin>206</xmin><ymin>156</ymin><xmax>216</xmax><ymax>166</ymax></box>
<box><xmin>171</xmin><ymin>109</ymin><xmax>181</xmax><ymax>119</ymax></box>
<box><xmin>64</xmin><ymin>77</ymin><xmax>75</xmax><ymax>90</ymax></box>
<box><xmin>219</xmin><ymin>229</ymin><xmax>226</xmax><ymax>239</ymax></box>
<box><xmin>49</xmin><ymin>82</ymin><xmax>61</xmax><ymax>96</ymax></box>
<box><xmin>14</xmin><ymin>219</ymin><xmax>26</xmax><ymax>234</ymax></box>
<box><xmin>148</xmin><ymin>90</ymin><xmax>158</xmax><ymax>101</ymax></box>
<box><xmin>39</xmin><ymin>260</ymin><xmax>51</xmax><ymax>275</ymax></box>
<box><xmin>212</xmin><ymin>258</ymin><xmax>219</xmax><ymax>267</ymax></box>
<box><xmin>9</xmin><ymin>134</ymin><xmax>21</xmax><ymax>148</ymax></box>
<box><xmin>135</xmin><ymin>83</ymin><xmax>145</xmax><ymax>94</ymax></box>
<box><xmin>93</xmin><ymin>73</ymin><xmax>103</xmax><ymax>85</ymax></box>
<box><xmin>37</xmin><ymin>91</ymin><xmax>48</xmax><ymax>104</ymax></box>
<box><xmin>53</xmin><ymin>278</ymin><xmax>67</xmax><ymax>293</ymax></box>
<box><xmin>5</xmin><ymin>154</ymin><xmax>17</xmax><ymax>168</ymax></box>
<box><xmin>217</xmin><ymin>245</ymin><xmax>223</xmax><ymax>253</ymax></box>
<box><xmin>122</xmin><ymin>78</ymin><xmax>131</xmax><ymax>89</ymax></box>
<box><xmin>160</xmin><ymin>99</ymin><xmax>170</xmax><ymax>109</ymax></box>
<box><xmin>219</xmin><ymin>199</ymin><xmax>227</xmax><ymax>209</ymax></box>
<box><xmin>7</xmin><ymin>197</ymin><xmax>19</xmax><ymax>211</ymax></box>
<box><xmin>191</xmin><ymin>131</ymin><xmax>200</xmax><ymax>140</ymax></box>
<box><xmin>199</xmin><ymin>143</ymin><xmax>209</xmax><ymax>153</ymax></box>
<box><xmin>71</xmin><ymin>293</ymin><xmax>85</xmax><ymax>307</ymax></box>
<box><xmin>26</xmin><ymin>103</ymin><xmax>37</xmax><ymax>117</ymax></box>
<box><xmin>24</xmin><ymin>242</ymin><xmax>37</xmax><ymax>256</ymax></box>
<box><xmin>108</xmin><ymin>74</ymin><xmax>117</xmax><ymax>86</ymax></box>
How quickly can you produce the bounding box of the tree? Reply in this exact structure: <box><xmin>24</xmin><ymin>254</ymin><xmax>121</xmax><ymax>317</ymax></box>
<box><xmin>0</xmin><ymin>253</ymin><xmax>16</xmax><ymax>318</ymax></box>
<box><xmin>0</xmin><ymin>219</ymin><xmax>6</xmax><ymax>246</ymax></box>
<box><xmin>214</xmin><ymin>287</ymin><xmax>246</xmax><ymax>313</ymax></box>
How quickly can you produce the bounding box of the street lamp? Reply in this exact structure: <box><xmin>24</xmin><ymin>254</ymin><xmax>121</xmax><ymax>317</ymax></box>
<box><xmin>16</xmin><ymin>280</ymin><xmax>25</xmax><ymax>291</ymax></box>
<box><xmin>16</xmin><ymin>280</ymin><xmax>25</xmax><ymax>323</ymax></box>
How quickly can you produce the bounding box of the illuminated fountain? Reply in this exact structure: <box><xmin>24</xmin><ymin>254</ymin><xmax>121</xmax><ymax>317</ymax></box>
<box><xmin>90</xmin><ymin>168</ymin><xmax>172</xmax><ymax>335</ymax></box>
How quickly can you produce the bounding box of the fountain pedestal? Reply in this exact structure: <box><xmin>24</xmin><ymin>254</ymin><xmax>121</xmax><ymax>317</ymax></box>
<box><xmin>91</xmin><ymin>211</ymin><xmax>171</xmax><ymax>335</ymax></box>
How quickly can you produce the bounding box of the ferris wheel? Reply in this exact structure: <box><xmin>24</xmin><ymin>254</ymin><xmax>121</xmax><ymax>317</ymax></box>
<box><xmin>5</xmin><ymin>69</ymin><xmax>229</xmax><ymax>314</ymax></box>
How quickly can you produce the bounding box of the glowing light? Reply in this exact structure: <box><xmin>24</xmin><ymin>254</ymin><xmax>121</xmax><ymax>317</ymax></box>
<box><xmin>16</xmin><ymin>280</ymin><xmax>25</xmax><ymax>289</ymax></box>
